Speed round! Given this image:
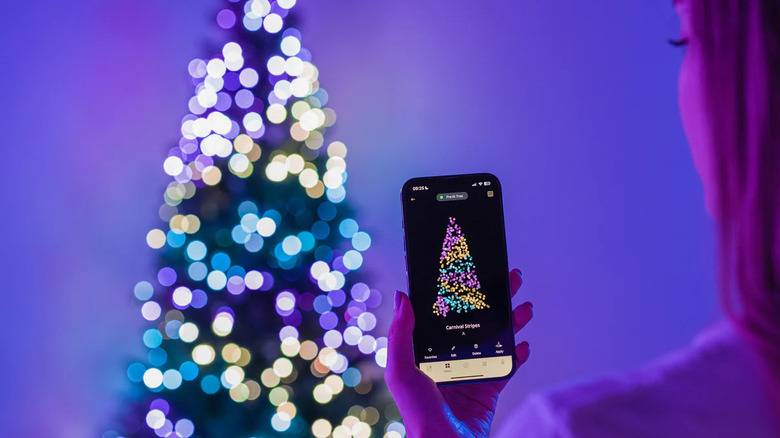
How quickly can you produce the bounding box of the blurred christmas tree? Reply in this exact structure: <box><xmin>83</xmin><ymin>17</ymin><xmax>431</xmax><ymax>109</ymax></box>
<box><xmin>109</xmin><ymin>1</ymin><xmax>401</xmax><ymax>437</ymax></box>
<box><xmin>433</xmin><ymin>217</ymin><xmax>489</xmax><ymax>317</ymax></box>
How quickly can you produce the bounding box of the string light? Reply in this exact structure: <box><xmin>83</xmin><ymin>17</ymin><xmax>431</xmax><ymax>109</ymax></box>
<box><xmin>434</xmin><ymin>217</ymin><xmax>489</xmax><ymax>316</ymax></box>
<box><xmin>124</xmin><ymin>1</ymin><xmax>396</xmax><ymax>437</ymax></box>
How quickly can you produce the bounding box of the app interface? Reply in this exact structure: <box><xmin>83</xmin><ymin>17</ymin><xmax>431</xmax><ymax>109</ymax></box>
<box><xmin>403</xmin><ymin>175</ymin><xmax>513</xmax><ymax>380</ymax></box>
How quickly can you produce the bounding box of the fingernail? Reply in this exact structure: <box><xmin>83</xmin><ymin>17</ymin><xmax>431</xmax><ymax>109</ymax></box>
<box><xmin>394</xmin><ymin>290</ymin><xmax>402</xmax><ymax>309</ymax></box>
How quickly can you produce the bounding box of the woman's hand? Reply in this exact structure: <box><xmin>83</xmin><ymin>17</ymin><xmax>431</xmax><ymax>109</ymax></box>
<box><xmin>386</xmin><ymin>269</ymin><xmax>533</xmax><ymax>438</ymax></box>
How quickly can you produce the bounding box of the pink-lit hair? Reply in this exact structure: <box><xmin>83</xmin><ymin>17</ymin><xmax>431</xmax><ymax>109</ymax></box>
<box><xmin>691</xmin><ymin>0</ymin><xmax>780</xmax><ymax>418</ymax></box>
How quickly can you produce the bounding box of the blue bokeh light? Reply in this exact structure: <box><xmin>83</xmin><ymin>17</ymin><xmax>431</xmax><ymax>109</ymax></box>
<box><xmin>211</xmin><ymin>252</ymin><xmax>231</xmax><ymax>271</ymax></box>
<box><xmin>342</xmin><ymin>367</ymin><xmax>362</xmax><ymax>387</ymax></box>
<box><xmin>186</xmin><ymin>241</ymin><xmax>208</xmax><ymax>261</ymax></box>
<box><xmin>342</xmin><ymin>250</ymin><xmax>363</xmax><ymax>270</ymax></box>
<box><xmin>311</xmin><ymin>221</ymin><xmax>329</xmax><ymax>239</ymax></box>
<box><xmin>338</xmin><ymin>219</ymin><xmax>358</xmax><ymax>238</ymax></box>
<box><xmin>317</xmin><ymin>202</ymin><xmax>336</xmax><ymax>221</ymax></box>
<box><xmin>148</xmin><ymin>348</ymin><xmax>168</xmax><ymax>366</ymax></box>
<box><xmin>263</xmin><ymin>209</ymin><xmax>282</xmax><ymax>224</ymax></box>
<box><xmin>282</xmin><ymin>235</ymin><xmax>302</xmax><ymax>255</ymax></box>
<box><xmin>351</xmin><ymin>232</ymin><xmax>371</xmax><ymax>251</ymax></box>
<box><xmin>207</xmin><ymin>270</ymin><xmax>227</xmax><ymax>290</ymax></box>
<box><xmin>188</xmin><ymin>262</ymin><xmax>208</xmax><ymax>281</ymax></box>
<box><xmin>297</xmin><ymin>231</ymin><xmax>315</xmax><ymax>251</ymax></box>
<box><xmin>201</xmin><ymin>375</ymin><xmax>220</xmax><ymax>394</ymax></box>
<box><xmin>127</xmin><ymin>362</ymin><xmax>146</xmax><ymax>383</ymax></box>
<box><xmin>232</xmin><ymin>225</ymin><xmax>250</xmax><ymax>244</ymax></box>
<box><xmin>179</xmin><ymin>361</ymin><xmax>199</xmax><ymax>381</ymax></box>
<box><xmin>237</xmin><ymin>200</ymin><xmax>258</xmax><ymax>216</ymax></box>
<box><xmin>134</xmin><ymin>281</ymin><xmax>154</xmax><ymax>301</ymax></box>
<box><xmin>143</xmin><ymin>329</ymin><xmax>163</xmax><ymax>349</ymax></box>
<box><xmin>313</xmin><ymin>295</ymin><xmax>332</xmax><ymax>314</ymax></box>
<box><xmin>163</xmin><ymin>369</ymin><xmax>183</xmax><ymax>390</ymax></box>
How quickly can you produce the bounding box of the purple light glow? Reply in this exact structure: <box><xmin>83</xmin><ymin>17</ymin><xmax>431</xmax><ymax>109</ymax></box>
<box><xmin>157</xmin><ymin>267</ymin><xmax>177</xmax><ymax>287</ymax></box>
<box><xmin>319</xmin><ymin>311</ymin><xmax>338</xmax><ymax>330</ymax></box>
<box><xmin>149</xmin><ymin>398</ymin><xmax>170</xmax><ymax>415</ymax></box>
<box><xmin>216</xmin><ymin>9</ymin><xmax>236</xmax><ymax>29</ymax></box>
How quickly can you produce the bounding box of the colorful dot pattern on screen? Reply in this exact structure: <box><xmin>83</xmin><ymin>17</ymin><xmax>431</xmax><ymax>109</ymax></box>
<box><xmin>433</xmin><ymin>217</ymin><xmax>489</xmax><ymax>317</ymax></box>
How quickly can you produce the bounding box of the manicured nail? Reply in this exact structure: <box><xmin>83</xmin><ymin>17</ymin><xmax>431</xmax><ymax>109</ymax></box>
<box><xmin>394</xmin><ymin>290</ymin><xmax>402</xmax><ymax>309</ymax></box>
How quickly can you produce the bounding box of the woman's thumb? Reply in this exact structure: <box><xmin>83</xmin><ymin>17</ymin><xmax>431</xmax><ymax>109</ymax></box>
<box><xmin>387</xmin><ymin>291</ymin><xmax>416</xmax><ymax>378</ymax></box>
<box><xmin>385</xmin><ymin>290</ymin><xmax>451</xmax><ymax>436</ymax></box>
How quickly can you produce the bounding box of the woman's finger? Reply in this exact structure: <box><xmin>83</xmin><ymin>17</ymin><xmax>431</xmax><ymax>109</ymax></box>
<box><xmin>515</xmin><ymin>341</ymin><xmax>531</xmax><ymax>367</ymax></box>
<box><xmin>509</xmin><ymin>269</ymin><xmax>523</xmax><ymax>298</ymax></box>
<box><xmin>513</xmin><ymin>301</ymin><xmax>533</xmax><ymax>334</ymax></box>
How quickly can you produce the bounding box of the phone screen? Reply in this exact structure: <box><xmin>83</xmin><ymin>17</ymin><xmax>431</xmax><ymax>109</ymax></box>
<box><xmin>401</xmin><ymin>173</ymin><xmax>515</xmax><ymax>384</ymax></box>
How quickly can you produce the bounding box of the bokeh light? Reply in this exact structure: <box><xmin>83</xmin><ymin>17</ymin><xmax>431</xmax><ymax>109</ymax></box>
<box><xmin>192</xmin><ymin>344</ymin><xmax>215</xmax><ymax>365</ymax></box>
<box><xmin>212</xmin><ymin>310</ymin><xmax>234</xmax><ymax>336</ymax></box>
<box><xmin>143</xmin><ymin>368</ymin><xmax>164</xmax><ymax>389</ymax></box>
<box><xmin>125</xmin><ymin>1</ymin><xmax>392</xmax><ymax>436</ymax></box>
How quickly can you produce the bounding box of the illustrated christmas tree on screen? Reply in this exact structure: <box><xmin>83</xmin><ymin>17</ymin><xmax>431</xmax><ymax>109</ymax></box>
<box><xmin>432</xmin><ymin>217</ymin><xmax>489</xmax><ymax>317</ymax></box>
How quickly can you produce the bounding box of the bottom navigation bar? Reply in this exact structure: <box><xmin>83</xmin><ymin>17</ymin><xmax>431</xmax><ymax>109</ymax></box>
<box><xmin>419</xmin><ymin>355</ymin><xmax>513</xmax><ymax>383</ymax></box>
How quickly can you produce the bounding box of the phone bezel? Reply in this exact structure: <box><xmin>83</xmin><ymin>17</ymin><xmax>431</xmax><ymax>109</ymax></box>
<box><xmin>400</xmin><ymin>172</ymin><xmax>517</xmax><ymax>385</ymax></box>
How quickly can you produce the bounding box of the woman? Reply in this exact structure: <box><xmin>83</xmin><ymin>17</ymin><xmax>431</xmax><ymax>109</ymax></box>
<box><xmin>385</xmin><ymin>0</ymin><xmax>780</xmax><ymax>436</ymax></box>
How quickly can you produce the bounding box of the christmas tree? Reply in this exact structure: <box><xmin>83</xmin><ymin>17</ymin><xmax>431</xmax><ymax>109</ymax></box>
<box><xmin>109</xmin><ymin>1</ymin><xmax>400</xmax><ymax>437</ymax></box>
<box><xmin>433</xmin><ymin>217</ymin><xmax>489</xmax><ymax>317</ymax></box>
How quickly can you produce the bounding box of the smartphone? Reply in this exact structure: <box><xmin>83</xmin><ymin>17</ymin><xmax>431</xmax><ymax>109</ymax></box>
<box><xmin>401</xmin><ymin>173</ymin><xmax>515</xmax><ymax>385</ymax></box>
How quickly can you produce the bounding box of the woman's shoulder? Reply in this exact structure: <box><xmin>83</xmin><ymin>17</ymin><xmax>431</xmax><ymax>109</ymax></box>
<box><xmin>494</xmin><ymin>321</ymin><xmax>774</xmax><ymax>438</ymax></box>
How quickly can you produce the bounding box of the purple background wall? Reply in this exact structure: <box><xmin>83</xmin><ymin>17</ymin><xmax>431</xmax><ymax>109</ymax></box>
<box><xmin>0</xmin><ymin>1</ymin><xmax>718</xmax><ymax>435</ymax></box>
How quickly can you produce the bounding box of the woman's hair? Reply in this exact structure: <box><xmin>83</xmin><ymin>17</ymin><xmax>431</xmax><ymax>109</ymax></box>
<box><xmin>691</xmin><ymin>0</ymin><xmax>780</xmax><ymax>414</ymax></box>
